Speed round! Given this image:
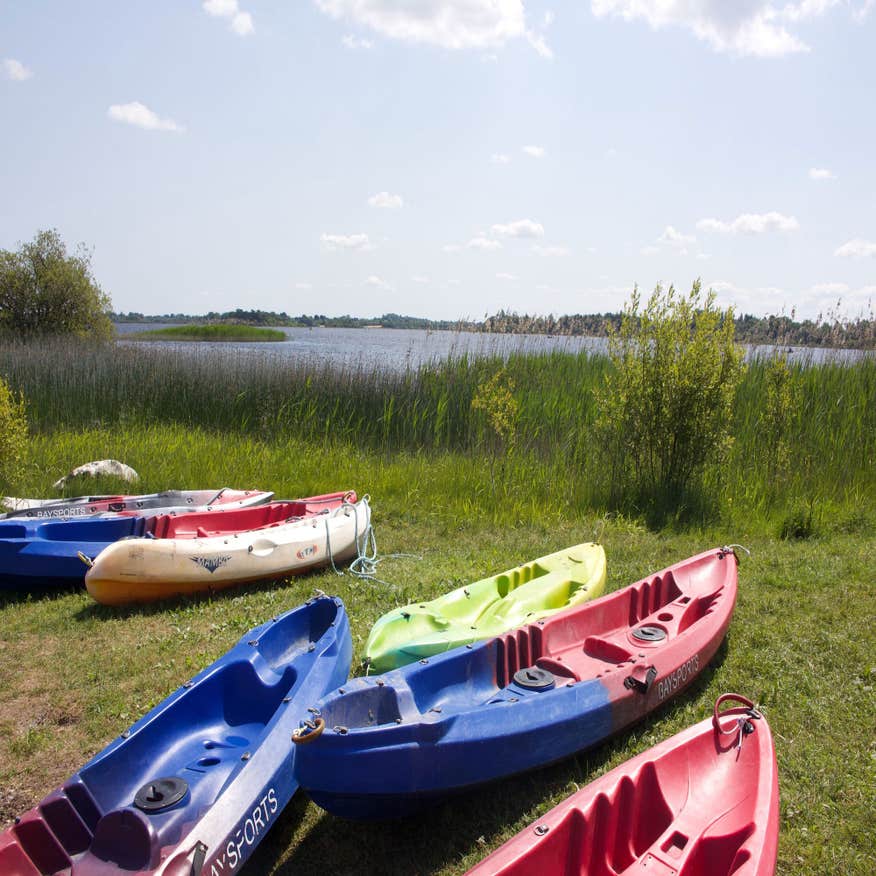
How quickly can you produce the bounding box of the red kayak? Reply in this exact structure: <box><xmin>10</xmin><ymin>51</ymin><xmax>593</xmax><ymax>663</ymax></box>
<box><xmin>144</xmin><ymin>491</ymin><xmax>356</xmax><ymax>538</ymax></box>
<box><xmin>466</xmin><ymin>694</ymin><xmax>779</xmax><ymax>876</ymax></box>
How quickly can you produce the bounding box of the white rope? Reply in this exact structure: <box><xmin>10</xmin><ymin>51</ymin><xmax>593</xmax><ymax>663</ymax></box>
<box><xmin>322</xmin><ymin>494</ymin><xmax>419</xmax><ymax>586</ymax></box>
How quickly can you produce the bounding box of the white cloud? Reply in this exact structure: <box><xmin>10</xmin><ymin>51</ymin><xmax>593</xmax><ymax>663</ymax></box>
<box><xmin>368</xmin><ymin>191</ymin><xmax>403</xmax><ymax>208</ymax></box>
<box><xmin>491</xmin><ymin>219</ymin><xmax>545</xmax><ymax>238</ymax></box>
<box><xmin>525</xmin><ymin>30</ymin><xmax>554</xmax><ymax>58</ymax></box>
<box><xmin>107</xmin><ymin>102</ymin><xmax>184</xmax><ymax>133</ymax></box>
<box><xmin>658</xmin><ymin>225</ymin><xmax>695</xmax><ymax>248</ymax></box>
<box><xmin>314</xmin><ymin>0</ymin><xmax>527</xmax><ymax>51</ymax></box>
<box><xmin>342</xmin><ymin>33</ymin><xmax>374</xmax><ymax>48</ymax></box>
<box><xmin>589</xmin><ymin>0</ymin><xmax>862</xmax><ymax>57</ymax></box>
<box><xmin>834</xmin><ymin>238</ymin><xmax>876</xmax><ymax>258</ymax></box>
<box><xmin>468</xmin><ymin>236</ymin><xmax>503</xmax><ymax>250</ymax></box>
<box><xmin>809</xmin><ymin>167</ymin><xmax>836</xmax><ymax>180</ymax></box>
<box><xmin>320</xmin><ymin>232</ymin><xmax>372</xmax><ymax>251</ymax></box>
<box><xmin>203</xmin><ymin>0</ymin><xmax>254</xmax><ymax>36</ymax></box>
<box><xmin>532</xmin><ymin>245</ymin><xmax>570</xmax><ymax>257</ymax></box>
<box><xmin>697</xmin><ymin>212</ymin><xmax>799</xmax><ymax>234</ymax></box>
<box><xmin>522</xmin><ymin>145</ymin><xmax>545</xmax><ymax>158</ymax></box>
<box><xmin>365</xmin><ymin>275</ymin><xmax>391</xmax><ymax>290</ymax></box>
<box><xmin>3</xmin><ymin>58</ymin><xmax>33</xmax><ymax>81</ymax></box>
<box><xmin>204</xmin><ymin>0</ymin><xmax>238</xmax><ymax>15</ymax></box>
<box><xmin>491</xmin><ymin>152</ymin><xmax>511</xmax><ymax>164</ymax></box>
<box><xmin>231</xmin><ymin>12</ymin><xmax>254</xmax><ymax>35</ymax></box>
<box><xmin>411</xmin><ymin>275</ymin><xmax>430</xmax><ymax>284</ymax></box>
<box><xmin>496</xmin><ymin>272</ymin><xmax>517</xmax><ymax>280</ymax></box>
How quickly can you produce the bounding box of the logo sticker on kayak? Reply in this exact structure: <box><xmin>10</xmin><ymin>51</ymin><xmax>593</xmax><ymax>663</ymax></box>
<box><xmin>206</xmin><ymin>787</ymin><xmax>279</xmax><ymax>875</ymax></box>
<box><xmin>192</xmin><ymin>555</ymin><xmax>232</xmax><ymax>574</ymax></box>
<box><xmin>296</xmin><ymin>545</ymin><xmax>318</xmax><ymax>560</ymax></box>
<box><xmin>657</xmin><ymin>653</ymin><xmax>700</xmax><ymax>701</ymax></box>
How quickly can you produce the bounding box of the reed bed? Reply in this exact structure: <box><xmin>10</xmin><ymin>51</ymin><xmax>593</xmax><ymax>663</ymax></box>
<box><xmin>1</xmin><ymin>338</ymin><xmax>873</xmax><ymax>525</ymax></box>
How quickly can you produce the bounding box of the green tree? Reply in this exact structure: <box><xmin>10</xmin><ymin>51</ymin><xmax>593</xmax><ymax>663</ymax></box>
<box><xmin>0</xmin><ymin>229</ymin><xmax>113</xmax><ymax>340</ymax></box>
<box><xmin>0</xmin><ymin>377</ymin><xmax>27</xmax><ymax>489</ymax></box>
<box><xmin>595</xmin><ymin>281</ymin><xmax>745</xmax><ymax>518</ymax></box>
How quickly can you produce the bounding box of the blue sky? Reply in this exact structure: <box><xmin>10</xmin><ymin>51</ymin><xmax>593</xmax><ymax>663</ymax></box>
<box><xmin>2</xmin><ymin>1</ymin><xmax>874</xmax><ymax>321</ymax></box>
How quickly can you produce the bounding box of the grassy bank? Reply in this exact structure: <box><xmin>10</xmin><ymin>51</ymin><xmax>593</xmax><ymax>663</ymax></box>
<box><xmin>1</xmin><ymin>338</ymin><xmax>873</xmax><ymax>529</ymax></box>
<box><xmin>127</xmin><ymin>324</ymin><xmax>287</xmax><ymax>342</ymax></box>
<box><xmin>0</xmin><ymin>426</ymin><xmax>873</xmax><ymax>874</ymax></box>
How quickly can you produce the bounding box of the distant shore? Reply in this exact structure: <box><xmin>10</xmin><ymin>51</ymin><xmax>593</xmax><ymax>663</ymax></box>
<box><xmin>112</xmin><ymin>307</ymin><xmax>876</xmax><ymax>350</ymax></box>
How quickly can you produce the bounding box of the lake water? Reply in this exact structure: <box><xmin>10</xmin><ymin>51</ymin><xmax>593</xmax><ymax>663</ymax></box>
<box><xmin>114</xmin><ymin>324</ymin><xmax>871</xmax><ymax>371</ymax></box>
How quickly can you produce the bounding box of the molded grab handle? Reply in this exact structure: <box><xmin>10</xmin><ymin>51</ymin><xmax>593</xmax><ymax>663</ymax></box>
<box><xmin>713</xmin><ymin>693</ymin><xmax>756</xmax><ymax>737</ymax></box>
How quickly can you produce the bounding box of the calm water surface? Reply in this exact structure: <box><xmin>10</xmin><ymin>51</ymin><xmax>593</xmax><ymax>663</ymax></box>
<box><xmin>114</xmin><ymin>324</ymin><xmax>870</xmax><ymax>370</ymax></box>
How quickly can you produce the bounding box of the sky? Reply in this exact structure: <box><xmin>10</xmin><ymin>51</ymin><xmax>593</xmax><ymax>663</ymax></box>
<box><xmin>1</xmin><ymin>1</ymin><xmax>874</xmax><ymax>322</ymax></box>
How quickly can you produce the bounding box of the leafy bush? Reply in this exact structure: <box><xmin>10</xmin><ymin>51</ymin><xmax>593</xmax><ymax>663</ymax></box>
<box><xmin>0</xmin><ymin>229</ymin><xmax>113</xmax><ymax>340</ymax></box>
<box><xmin>0</xmin><ymin>376</ymin><xmax>28</xmax><ymax>489</ymax></box>
<box><xmin>594</xmin><ymin>281</ymin><xmax>745</xmax><ymax>519</ymax></box>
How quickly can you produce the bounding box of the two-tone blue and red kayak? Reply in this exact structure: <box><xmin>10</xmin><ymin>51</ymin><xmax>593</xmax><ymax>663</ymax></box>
<box><xmin>293</xmin><ymin>548</ymin><xmax>739</xmax><ymax>819</ymax></box>
<box><xmin>0</xmin><ymin>492</ymin><xmax>354</xmax><ymax>591</ymax></box>
<box><xmin>0</xmin><ymin>595</ymin><xmax>352</xmax><ymax>875</ymax></box>
<box><xmin>465</xmin><ymin>694</ymin><xmax>779</xmax><ymax>876</ymax></box>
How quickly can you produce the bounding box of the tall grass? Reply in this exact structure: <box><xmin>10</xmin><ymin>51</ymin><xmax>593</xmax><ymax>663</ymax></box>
<box><xmin>129</xmin><ymin>324</ymin><xmax>286</xmax><ymax>342</ymax></box>
<box><xmin>1</xmin><ymin>338</ymin><xmax>873</xmax><ymax>524</ymax></box>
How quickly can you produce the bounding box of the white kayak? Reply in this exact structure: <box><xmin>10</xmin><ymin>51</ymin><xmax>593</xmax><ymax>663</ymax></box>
<box><xmin>84</xmin><ymin>497</ymin><xmax>372</xmax><ymax>605</ymax></box>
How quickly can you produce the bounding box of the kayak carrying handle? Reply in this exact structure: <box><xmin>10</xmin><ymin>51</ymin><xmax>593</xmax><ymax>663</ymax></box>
<box><xmin>713</xmin><ymin>693</ymin><xmax>760</xmax><ymax>738</ymax></box>
<box><xmin>291</xmin><ymin>716</ymin><xmax>325</xmax><ymax>745</ymax></box>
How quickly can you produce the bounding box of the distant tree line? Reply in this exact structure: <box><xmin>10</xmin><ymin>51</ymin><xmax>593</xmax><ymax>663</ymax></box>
<box><xmin>112</xmin><ymin>306</ymin><xmax>875</xmax><ymax>349</ymax></box>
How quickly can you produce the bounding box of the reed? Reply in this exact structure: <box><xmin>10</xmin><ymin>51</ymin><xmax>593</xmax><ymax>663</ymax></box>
<box><xmin>0</xmin><ymin>338</ymin><xmax>872</xmax><ymax>524</ymax></box>
<box><xmin>128</xmin><ymin>324</ymin><xmax>286</xmax><ymax>342</ymax></box>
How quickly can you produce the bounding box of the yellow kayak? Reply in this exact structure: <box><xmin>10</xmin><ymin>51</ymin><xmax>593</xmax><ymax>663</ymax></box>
<box><xmin>364</xmin><ymin>542</ymin><xmax>606</xmax><ymax>672</ymax></box>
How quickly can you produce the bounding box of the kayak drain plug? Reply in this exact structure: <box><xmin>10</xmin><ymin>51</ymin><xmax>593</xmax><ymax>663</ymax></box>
<box><xmin>134</xmin><ymin>776</ymin><xmax>188</xmax><ymax>812</ymax></box>
<box><xmin>513</xmin><ymin>667</ymin><xmax>555</xmax><ymax>691</ymax></box>
<box><xmin>632</xmin><ymin>625</ymin><xmax>667</xmax><ymax>643</ymax></box>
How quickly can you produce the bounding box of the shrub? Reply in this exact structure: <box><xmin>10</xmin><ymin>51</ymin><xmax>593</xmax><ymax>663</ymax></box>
<box><xmin>0</xmin><ymin>377</ymin><xmax>28</xmax><ymax>489</ymax></box>
<box><xmin>0</xmin><ymin>229</ymin><xmax>113</xmax><ymax>340</ymax></box>
<box><xmin>594</xmin><ymin>281</ymin><xmax>745</xmax><ymax>518</ymax></box>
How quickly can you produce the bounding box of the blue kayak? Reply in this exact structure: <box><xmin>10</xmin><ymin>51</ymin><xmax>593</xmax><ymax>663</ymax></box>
<box><xmin>0</xmin><ymin>516</ymin><xmax>149</xmax><ymax>590</ymax></box>
<box><xmin>293</xmin><ymin>548</ymin><xmax>739</xmax><ymax>819</ymax></box>
<box><xmin>0</xmin><ymin>595</ymin><xmax>352</xmax><ymax>875</ymax></box>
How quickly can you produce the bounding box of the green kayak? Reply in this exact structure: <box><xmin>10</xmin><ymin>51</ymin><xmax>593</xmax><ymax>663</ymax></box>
<box><xmin>364</xmin><ymin>542</ymin><xmax>606</xmax><ymax>672</ymax></box>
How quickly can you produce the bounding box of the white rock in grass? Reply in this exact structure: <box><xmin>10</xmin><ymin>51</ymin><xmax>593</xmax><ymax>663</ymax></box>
<box><xmin>52</xmin><ymin>460</ymin><xmax>140</xmax><ymax>490</ymax></box>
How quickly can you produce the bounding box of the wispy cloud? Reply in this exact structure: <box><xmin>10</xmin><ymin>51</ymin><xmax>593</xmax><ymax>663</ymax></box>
<box><xmin>496</xmin><ymin>272</ymin><xmax>517</xmax><ymax>280</ymax></box>
<box><xmin>490</xmin><ymin>153</ymin><xmax>511</xmax><ymax>164</ymax></box>
<box><xmin>320</xmin><ymin>232</ymin><xmax>372</xmax><ymax>251</ymax></box>
<box><xmin>203</xmin><ymin>0</ymin><xmax>254</xmax><ymax>37</ymax></box>
<box><xmin>342</xmin><ymin>34</ymin><xmax>373</xmax><ymax>49</ymax></box>
<box><xmin>834</xmin><ymin>238</ymin><xmax>876</xmax><ymax>258</ymax></box>
<box><xmin>107</xmin><ymin>102</ymin><xmax>184</xmax><ymax>133</ymax></box>
<box><xmin>491</xmin><ymin>219</ymin><xmax>545</xmax><ymax>238</ymax></box>
<box><xmin>590</xmin><ymin>0</ymin><xmax>862</xmax><ymax>57</ymax></box>
<box><xmin>467</xmin><ymin>236</ymin><xmax>503</xmax><ymax>251</ymax></box>
<box><xmin>522</xmin><ymin>145</ymin><xmax>546</xmax><ymax>159</ymax></box>
<box><xmin>658</xmin><ymin>225</ymin><xmax>696</xmax><ymax>249</ymax></box>
<box><xmin>809</xmin><ymin>167</ymin><xmax>836</xmax><ymax>180</ymax></box>
<box><xmin>368</xmin><ymin>191</ymin><xmax>403</xmax><ymax>209</ymax></box>
<box><xmin>314</xmin><ymin>0</ymin><xmax>527</xmax><ymax>51</ymax></box>
<box><xmin>365</xmin><ymin>275</ymin><xmax>391</xmax><ymax>290</ymax></box>
<box><xmin>697</xmin><ymin>212</ymin><xmax>799</xmax><ymax>234</ymax></box>
<box><xmin>3</xmin><ymin>58</ymin><xmax>33</xmax><ymax>81</ymax></box>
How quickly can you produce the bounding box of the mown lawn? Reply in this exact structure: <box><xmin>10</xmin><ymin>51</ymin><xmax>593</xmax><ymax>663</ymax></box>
<box><xmin>0</xmin><ymin>428</ymin><xmax>873</xmax><ymax>874</ymax></box>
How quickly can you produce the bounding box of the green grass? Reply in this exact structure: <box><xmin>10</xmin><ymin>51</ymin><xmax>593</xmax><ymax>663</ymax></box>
<box><xmin>1</xmin><ymin>339</ymin><xmax>874</xmax><ymax>527</ymax></box>
<box><xmin>128</xmin><ymin>324</ymin><xmax>287</xmax><ymax>342</ymax></box>
<box><xmin>0</xmin><ymin>426</ymin><xmax>874</xmax><ymax>874</ymax></box>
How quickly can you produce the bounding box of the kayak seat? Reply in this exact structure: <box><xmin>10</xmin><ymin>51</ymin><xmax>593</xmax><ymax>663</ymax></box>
<box><xmin>90</xmin><ymin>807</ymin><xmax>159</xmax><ymax>871</ymax></box>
